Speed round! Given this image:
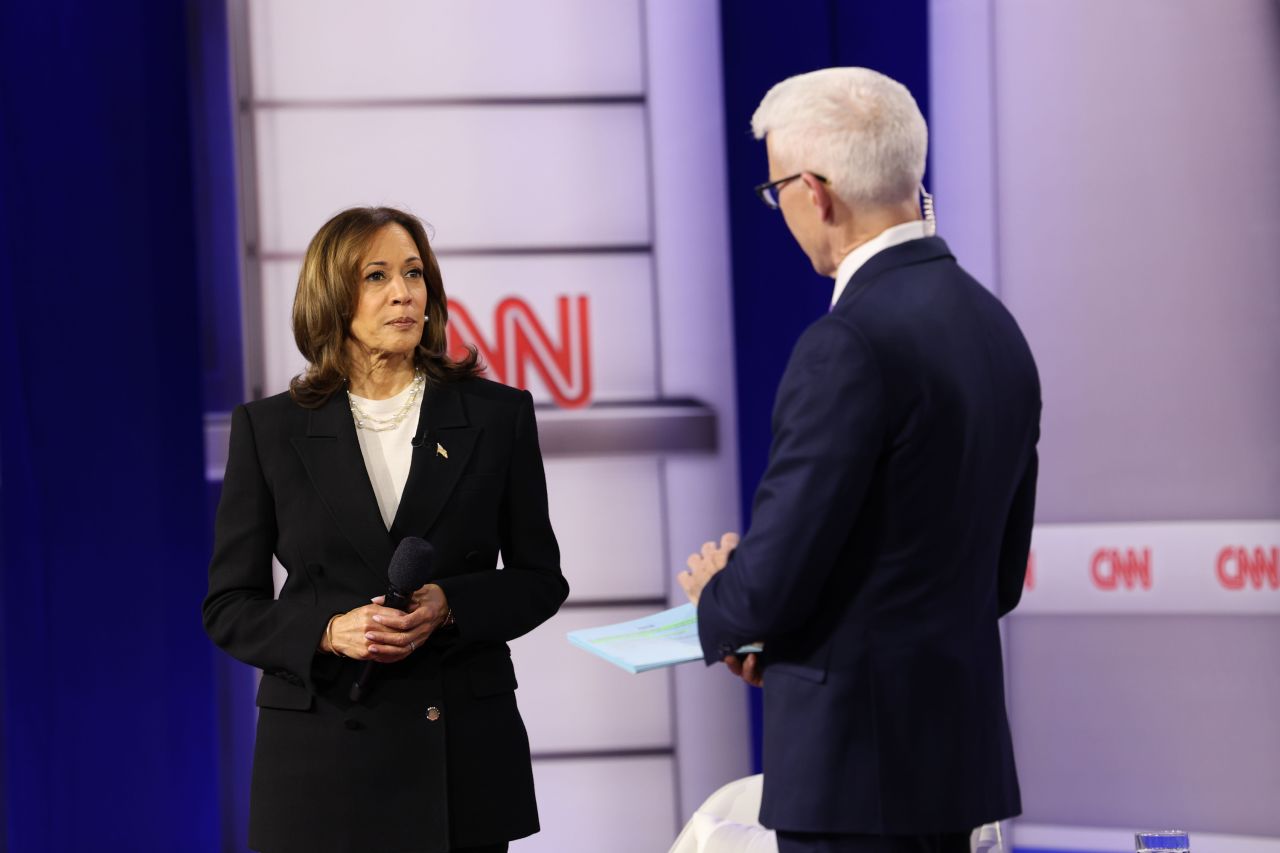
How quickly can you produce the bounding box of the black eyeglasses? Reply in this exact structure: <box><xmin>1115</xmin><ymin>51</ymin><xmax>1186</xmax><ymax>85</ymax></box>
<box><xmin>754</xmin><ymin>172</ymin><xmax>829</xmax><ymax>210</ymax></box>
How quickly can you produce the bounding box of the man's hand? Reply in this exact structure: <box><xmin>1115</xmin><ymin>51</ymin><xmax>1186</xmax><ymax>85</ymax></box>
<box><xmin>678</xmin><ymin>531</ymin><xmax>740</xmax><ymax>605</ymax></box>
<box><xmin>724</xmin><ymin>652</ymin><xmax>764</xmax><ymax>688</ymax></box>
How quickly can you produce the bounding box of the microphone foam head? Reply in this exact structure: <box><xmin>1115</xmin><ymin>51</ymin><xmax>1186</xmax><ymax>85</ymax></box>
<box><xmin>388</xmin><ymin>536</ymin><xmax>436</xmax><ymax>591</ymax></box>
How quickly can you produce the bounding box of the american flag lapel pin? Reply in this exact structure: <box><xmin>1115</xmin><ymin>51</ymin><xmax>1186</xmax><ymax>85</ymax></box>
<box><xmin>436</xmin><ymin>442</ymin><xmax>448</xmax><ymax>460</ymax></box>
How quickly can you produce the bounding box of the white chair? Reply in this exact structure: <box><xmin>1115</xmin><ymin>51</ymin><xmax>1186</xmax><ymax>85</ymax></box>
<box><xmin>668</xmin><ymin>775</ymin><xmax>777</xmax><ymax>853</ymax></box>
<box><xmin>669</xmin><ymin>774</ymin><xmax>1008</xmax><ymax>853</ymax></box>
<box><xmin>971</xmin><ymin>821</ymin><xmax>1008</xmax><ymax>853</ymax></box>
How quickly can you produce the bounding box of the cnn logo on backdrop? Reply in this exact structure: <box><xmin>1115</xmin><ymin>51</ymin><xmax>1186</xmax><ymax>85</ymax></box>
<box><xmin>446</xmin><ymin>295</ymin><xmax>591</xmax><ymax>409</ymax></box>
<box><xmin>1090</xmin><ymin>547</ymin><xmax>1152</xmax><ymax>590</ymax></box>
<box><xmin>1216</xmin><ymin>546</ymin><xmax>1280</xmax><ymax>590</ymax></box>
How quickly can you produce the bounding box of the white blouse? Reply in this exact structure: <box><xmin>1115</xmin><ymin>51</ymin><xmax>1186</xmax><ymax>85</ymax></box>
<box><xmin>349</xmin><ymin>383</ymin><xmax>421</xmax><ymax>530</ymax></box>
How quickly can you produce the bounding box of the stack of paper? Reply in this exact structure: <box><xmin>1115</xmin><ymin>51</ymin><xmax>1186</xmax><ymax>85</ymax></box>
<box><xmin>567</xmin><ymin>603</ymin><xmax>703</xmax><ymax>673</ymax></box>
<box><xmin>567</xmin><ymin>603</ymin><xmax>761</xmax><ymax>674</ymax></box>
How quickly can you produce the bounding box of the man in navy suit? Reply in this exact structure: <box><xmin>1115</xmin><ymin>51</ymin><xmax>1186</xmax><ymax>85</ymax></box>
<box><xmin>679</xmin><ymin>68</ymin><xmax>1040</xmax><ymax>853</ymax></box>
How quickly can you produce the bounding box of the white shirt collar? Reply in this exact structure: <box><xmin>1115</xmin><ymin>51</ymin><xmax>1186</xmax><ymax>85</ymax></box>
<box><xmin>830</xmin><ymin>220</ymin><xmax>932</xmax><ymax>308</ymax></box>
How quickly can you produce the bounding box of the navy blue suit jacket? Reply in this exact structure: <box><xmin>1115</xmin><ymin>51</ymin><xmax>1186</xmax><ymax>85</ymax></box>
<box><xmin>698</xmin><ymin>236</ymin><xmax>1039</xmax><ymax>835</ymax></box>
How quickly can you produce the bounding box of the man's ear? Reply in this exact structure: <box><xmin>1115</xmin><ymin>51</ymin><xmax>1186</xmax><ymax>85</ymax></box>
<box><xmin>802</xmin><ymin>173</ymin><xmax>834</xmax><ymax>222</ymax></box>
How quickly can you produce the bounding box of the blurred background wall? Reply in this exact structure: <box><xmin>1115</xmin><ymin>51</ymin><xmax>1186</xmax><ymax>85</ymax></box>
<box><xmin>0</xmin><ymin>1</ymin><xmax>1276</xmax><ymax>852</ymax></box>
<box><xmin>931</xmin><ymin>2</ymin><xmax>1280</xmax><ymax>849</ymax></box>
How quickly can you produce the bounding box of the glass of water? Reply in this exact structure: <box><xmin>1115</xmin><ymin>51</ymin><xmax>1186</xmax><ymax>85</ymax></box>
<box><xmin>1135</xmin><ymin>831</ymin><xmax>1190</xmax><ymax>853</ymax></box>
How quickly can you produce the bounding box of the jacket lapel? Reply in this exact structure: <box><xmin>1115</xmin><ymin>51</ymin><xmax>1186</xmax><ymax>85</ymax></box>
<box><xmin>835</xmin><ymin>236</ymin><xmax>956</xmax><ymax>311</ymax></box>
<box><xmin>290</xmin><ymin>392</ymin><xmax>393</xmax><ymax>583</ymax></box>
<box><xmin>389</xmin><ymin>383</ymin><xmax>480</xmax><ymax>541</ymax></box>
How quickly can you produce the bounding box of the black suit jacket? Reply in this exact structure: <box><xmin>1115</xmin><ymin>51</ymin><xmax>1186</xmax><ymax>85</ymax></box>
<box><xmin>698</xmin><ymin>237</ymin><xmax>1039</xmax><ymax>834</ymax></box>
<box><xmin>203</xmin><ymin>377</ymin><xmax>568</xmax><ymax>853</ymax></box>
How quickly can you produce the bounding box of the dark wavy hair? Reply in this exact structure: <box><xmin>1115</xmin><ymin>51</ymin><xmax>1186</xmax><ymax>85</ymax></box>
<box><xmin>288</xmin><ymin>206</ymin><xmax>482</xmax><ymax>408</ymax></box>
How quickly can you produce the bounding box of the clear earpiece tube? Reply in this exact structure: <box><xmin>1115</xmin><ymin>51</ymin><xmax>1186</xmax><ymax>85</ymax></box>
<box><xmin>920</xmin><ymin>184</ymin><xmax>936</xmax><ymax>236</ymax></box>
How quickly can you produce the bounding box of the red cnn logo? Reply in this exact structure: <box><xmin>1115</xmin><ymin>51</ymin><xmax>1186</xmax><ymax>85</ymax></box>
<box><xmin>1216</xmin><ymin>547</ymin><xmax>1280</xmax><ymax>590</ymax></box>
<box><xmin>1090</xmin><ymin>548</ymin><xmax>1152</xmax><ymax>590</ymax></box>
<box><xmin>446</xmin><ymin>296</ymin><xmax>592</xmax><ymax>409</ymax></box>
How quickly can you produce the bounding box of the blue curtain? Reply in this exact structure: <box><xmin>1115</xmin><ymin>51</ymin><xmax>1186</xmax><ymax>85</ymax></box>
<box><xmin>0</xmin><ymin>1</ymin><xmax>231</xmax><ymax>849</ymax></box>
<box><xmin>718</xmin><ymin>0</ymin><xmax>930</xmax><ymax>772</ymax></box>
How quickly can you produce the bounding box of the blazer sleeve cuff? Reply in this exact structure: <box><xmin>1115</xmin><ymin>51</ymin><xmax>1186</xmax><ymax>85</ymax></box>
<box><xmin>696</xmin><ymin>572</ymin><xmax>747</xmax><ymax>665</ymax></box>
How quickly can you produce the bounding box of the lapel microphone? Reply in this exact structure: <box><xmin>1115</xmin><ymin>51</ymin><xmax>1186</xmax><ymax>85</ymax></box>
<box><xmin>349</xmin><ymin>536</ymin><xmax>437</xmax><ymax>702</ymax></box>
<box><xmin>410</xmin><ymin>417</ymin><xmax>428</xmax><ymax>448</ymax></box>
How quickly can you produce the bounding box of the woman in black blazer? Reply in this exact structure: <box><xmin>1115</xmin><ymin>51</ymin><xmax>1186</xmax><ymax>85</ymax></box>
<box><xmin>203</xmin><ymin>206</ymin><xmax>568</xmax><ymax>853</ymax></box>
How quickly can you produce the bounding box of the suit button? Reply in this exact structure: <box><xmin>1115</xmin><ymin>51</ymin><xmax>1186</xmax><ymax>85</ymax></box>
<box><xmin>344</xmin><ymin>719</ymin><xmax>363</xmax><ymax>731</ymax></box>
<box><xmin>425</xmin><ymin>706</ymin><xmax>441</xmax><ymax>722</ymax></box>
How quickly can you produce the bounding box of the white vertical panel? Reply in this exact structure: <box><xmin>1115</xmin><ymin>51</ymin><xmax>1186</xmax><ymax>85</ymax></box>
<box><xmin>249</xmin><ymin>0</ymin><xmax>644</xmax><ymax>100</ymax></box>
<box><xmin>643</xmin><ymin>0</ymin><xmax>753</xmax><ymax>821</ymax></box>
<box><xmin>254</xmin><ymin>105</ymin><xmax>652</xmax><ymax>253</ymax></box>
<box><xmin>514</xmin><ymin>757</ymin><xmax>679</xmax><ymax>853</ymax></box>
<box><xmin>992</xmin><ymin>0</ymin><xmax>1280</xmax><ymax>521</ymax></box>
<box><xmin>260</xmin><ymin>259</ymin><xmax>302</xmax><ymax>397</ymax></box>
<box><xmin>510</xmin><ymin>607</ymin><xmax>672</xmax><ymax>753</ymax></box>
<box><xmin>543</xmin><ymin>458</ymin><xmax>666</xmax><ymax>601</ymax></box>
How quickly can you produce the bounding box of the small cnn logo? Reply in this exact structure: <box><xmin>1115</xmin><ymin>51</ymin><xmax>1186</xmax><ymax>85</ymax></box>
<box><xmin>446</xmin><ymin>295</ymin><xmax>592</xmax><ymax>409</ymax></box>
<box><xmin>1215</xmin><ymin>547</ymin><xmax>1280</xmax><ymax>590</ymax></box>
<box><xmin>1090</xmin><ymin>547</ymin><xmax>1152</xmax><ymax>590</ymax></box>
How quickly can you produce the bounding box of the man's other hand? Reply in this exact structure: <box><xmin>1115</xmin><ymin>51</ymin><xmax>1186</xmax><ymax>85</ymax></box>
<box><xmin>678</xmin><ymin>531</ymin><xmax>740</xmax><ymax>605</ymax></box>
<box><xmin>725</xmin><ymin>652</ymin><xmax>764</xmax><ymax>687</ymax></box>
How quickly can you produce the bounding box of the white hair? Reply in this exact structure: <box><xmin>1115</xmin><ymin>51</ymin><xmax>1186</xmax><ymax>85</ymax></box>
<box><xmin>752</xmin><ymin>67</ymin><xmax>927</xmax><ymax>207</ymax></box>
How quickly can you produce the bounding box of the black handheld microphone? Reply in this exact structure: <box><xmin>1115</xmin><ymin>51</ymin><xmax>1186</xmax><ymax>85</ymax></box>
<box><xmin>349</xmin><ymin>536</ymin><xmax>436</xmax><ymax>702</ymax></box>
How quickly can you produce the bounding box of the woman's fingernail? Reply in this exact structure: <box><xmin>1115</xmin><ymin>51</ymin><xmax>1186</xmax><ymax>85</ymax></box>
<box><xmin>365</xmin><ymin>633</ymin><xmax>374</xmax><ymax>640</ymax></box>
<box><xmin>372</xmin><ymin>616</ymin><xmax>382</xmax><ymax>623</ymax></box>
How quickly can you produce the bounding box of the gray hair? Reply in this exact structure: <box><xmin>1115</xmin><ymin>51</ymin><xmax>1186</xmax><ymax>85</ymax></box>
<box><xmin>752</xmin><ymin>67</ymin><xmax>927</xmax><ymax>207</ymax></box>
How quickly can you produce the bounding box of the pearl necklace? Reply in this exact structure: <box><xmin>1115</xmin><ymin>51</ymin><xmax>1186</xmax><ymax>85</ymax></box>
<box><xmin>347</xmin><ymin>369</ymin><xmax>425</xmax><ymax>432</ymax></box>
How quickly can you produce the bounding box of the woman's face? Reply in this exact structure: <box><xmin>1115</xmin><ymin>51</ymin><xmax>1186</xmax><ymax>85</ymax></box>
<box><xmin>348</xmin><ymin>223</ymin><xmax>429</xmax><ymax>359</ymax></box>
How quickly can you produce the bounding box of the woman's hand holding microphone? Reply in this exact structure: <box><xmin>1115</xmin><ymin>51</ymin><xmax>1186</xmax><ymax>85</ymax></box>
<box><xmin>319</xmin><ymin>582</ymin><xmax>452</xmax><ymax>662</ymax></box>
